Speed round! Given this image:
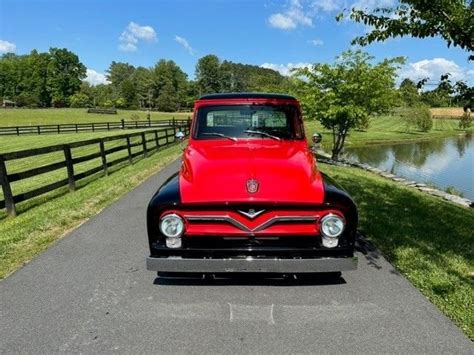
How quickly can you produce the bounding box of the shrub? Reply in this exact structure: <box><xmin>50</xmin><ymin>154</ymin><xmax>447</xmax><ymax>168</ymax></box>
<box><xmin>15</xmin><ymin>92</ymin><xmax>40</xmax><ymax>107</ymax></box>
<box><xmin>402</xmin><ymin>106</ymin><xmax>433</xmax><ymax>132</ymax></box>
<box><xmin>459</xmin><ymin>112</ymin><xmax>472</xmax><ymax>130</ymax></box>
<box><xmin>355</xmin><ymin>114</ymin><xmax>371</xmax><ymax>131</ymax></box>
<box><xmin>69</xmin><ymin>93</ymin><xmax>90</xmax><ymax>108</ymax></box>
<box><xmin>130</xmin><ymin>113</ymin><xmax>140</xmax><ymax>121</ymax></box>
<box><xmin>445</xmin><ymin>186</ymin><xmax>464</xmax><ymax>197</ymax></box>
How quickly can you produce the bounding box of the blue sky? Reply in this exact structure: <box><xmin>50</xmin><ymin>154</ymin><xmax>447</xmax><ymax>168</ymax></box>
<box><xmin>1</xmin><ymin>0</ymin><xmax>472</xmax><ymax>86</ymax></box>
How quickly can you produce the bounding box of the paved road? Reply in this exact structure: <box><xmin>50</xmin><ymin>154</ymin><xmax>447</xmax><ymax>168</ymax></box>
<box><xmin>1</xmin><ymin>159</ymin><xmax>472</xmax><ymax>353</ymax></box>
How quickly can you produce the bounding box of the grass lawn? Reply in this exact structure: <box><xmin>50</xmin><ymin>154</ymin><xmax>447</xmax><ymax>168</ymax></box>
<box><xmin>0</xmin><ymin>143</ymin><xmax>182</xmax><ymax>280</ymax></box>
<box><xmin>0</xmin><ymin>108</ymin><xmax>191</xmax><ymax>126</ymax></box>
<box><xmin>0</xmin><ymin>129</ymin><xmax>178</xmax><ymax>211</ymax></box>
<box><xmin>0</xmin><ymin>129</ymin><xmax>149</xmax><ymax>152</ymax></box>
<box><xmin>305</xmin><ymin>115</ymin><xmax>463</xmax><ymax>150</ymax></box>
<box><xmin>320</xmin><ymin>162</ymin><xmax>474</xmax><ymax>339</ymax></box>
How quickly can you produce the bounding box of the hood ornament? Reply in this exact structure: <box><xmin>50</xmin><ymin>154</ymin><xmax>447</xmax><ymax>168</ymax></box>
<box><xmin>237</xmin><ymin>208</ymin><xmax>265</xmax><ymax>219</ymax></box>
<box><xmin>246</xmin><ymin>179</ymin><xmax>259</xmax><ymax>194</ymax></box>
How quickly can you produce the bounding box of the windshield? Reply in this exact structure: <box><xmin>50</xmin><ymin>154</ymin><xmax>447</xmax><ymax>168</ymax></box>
<box><xmin>194</xmin><ymin>104</ymin><xmax>303</xmax><ymax>140</ymax></box>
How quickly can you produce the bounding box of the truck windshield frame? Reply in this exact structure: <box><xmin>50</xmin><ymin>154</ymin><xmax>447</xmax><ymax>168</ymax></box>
<box><xmin>193</xmin><ymin>104</ymin><xmax>304</xmax><ymax>141</ymax></box>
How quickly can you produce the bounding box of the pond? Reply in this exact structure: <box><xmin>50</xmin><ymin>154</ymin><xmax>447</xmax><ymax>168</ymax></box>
<box><xmin>345</xmin><ymin>135</ymin><xmax>474</xmax><ymax>200</ymax></box>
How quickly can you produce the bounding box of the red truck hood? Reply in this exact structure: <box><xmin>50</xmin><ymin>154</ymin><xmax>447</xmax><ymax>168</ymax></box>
<box><xmin>179</xmin><ymin>140</ymin><xmax>324</xmax><ymax>204</ymax></box>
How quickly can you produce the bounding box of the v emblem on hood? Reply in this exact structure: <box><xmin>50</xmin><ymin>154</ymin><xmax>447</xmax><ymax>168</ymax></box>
<box><xmin>237</xmin><ymin>209</ymin><xmax>265</xmax><ymax>219</ymax></box>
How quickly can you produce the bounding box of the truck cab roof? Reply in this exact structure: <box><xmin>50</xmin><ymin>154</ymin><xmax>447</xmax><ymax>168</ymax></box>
<box><xmin>198</xmin><ymin>93</ymin><xmax>297</xmax><ymax>101</ymax></box>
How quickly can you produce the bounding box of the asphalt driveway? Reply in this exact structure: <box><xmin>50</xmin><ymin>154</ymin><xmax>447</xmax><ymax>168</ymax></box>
<box><xmin>0</xmin><ymin>159</ymin><xmax>472</xmax><ymax>353</ymax></box>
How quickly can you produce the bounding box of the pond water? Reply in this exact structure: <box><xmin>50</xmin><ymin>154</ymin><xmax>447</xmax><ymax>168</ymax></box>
<box><xmin>345</xmin><ymin>135</ymin><xmax>474</xmax><ymax>200</ymax></box>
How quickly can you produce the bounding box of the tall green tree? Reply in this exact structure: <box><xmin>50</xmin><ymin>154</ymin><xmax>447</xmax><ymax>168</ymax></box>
<box><xmin>152</xmin><ymin>59</ymin><xmax>188</xmax><ymax>111</ymax></box>
<box><xmin>340</xmin><ymin>0</ymin><xmax>474</xmax><ymax>60</ymax></box>
<box><xmin>399</xmin><ymin>78</ymin><xmax>421</xmax><ymax>107</ymax></box>
<box><xmin>106</xmin><ymin>61</ymin><xmax>136</xmax><ymax>88</ymax></box>
<box><xmin>195</xmin><ymin>54</ymin><xmax>222</xmax><ymax>94</ymax></box>
<box><xmin>132</xmin><ymin>66</ymin><xmax>154</xmax><ymax>109</ymax></box>
<box><xmin>294</xmin><ymin>50</ymin><xmax>404</xmax><ymax>160</ymax></box>
<box><xmin>47</xmin><ymin>48</ymin><xmax>87</xmax><ymax>106</ymax></box>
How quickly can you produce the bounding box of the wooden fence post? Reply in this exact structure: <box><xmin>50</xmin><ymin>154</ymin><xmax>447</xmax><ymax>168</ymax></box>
<box><xmin>63</xmin><ymin>145</ymin><xmax>76</xmax><ymax>192</ymax></box>
<box><xmin>141</xmin><ymin>132</ymin><xmax>148</xmax><ymax>157</ymax></box>
<box><xmin>165</xmin><ymin>129</ymin><xmax>170</xmax><ymax>144</ymax></box>
<box><xmin>154</xmin><ymin>131</ymin><xmax>159</xmax><ymax>149</ymax></box>
<box><xmin>16</xmin><ymin>127</ymin><xmax>19</xmax><ymax>136</ymax></box>
<box><xmin>0</xmin><ymin>157</ymin><xmax>16</xmax><ymax>217</ymax></box>
<box><xmin>99</xmin><ymin>140</ymin><xmax>108</xmax><ymax>175</ymax></box>
<box><xmin>121</xmin><ymin>119</ymin><xmax>125</xmax><ymax>129</ymax></box>
<box><xmin>126</xmin><ymin>137</ymin><xmax>132</xmax><ymax>164</ymax></box>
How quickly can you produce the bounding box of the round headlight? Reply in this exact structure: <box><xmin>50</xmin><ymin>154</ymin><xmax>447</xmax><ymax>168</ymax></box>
<box><xmin>320</xmin><ymin>214</ymin><xmax>345</xmax><ymax>238</ymax></box>
<box><xmin>160</xmin><ymin>214</ymin><xmax>184</xmax><ymax>238</ymax></box>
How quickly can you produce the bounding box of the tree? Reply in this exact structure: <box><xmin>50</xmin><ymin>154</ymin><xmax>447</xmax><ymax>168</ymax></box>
<box><xmin>399</xmin><ymin>78</ymin><xmax>421</xmax><ymax>107</ymax></box>
<box><xmin>293</xmin><ymin>50</ymin><xmax>403</xmax><ymax>160</ymax></box>
<box><xmin>0</xmin><ymin>49</ymin><xmax>86</xmax><ymax>107</ymax></box>
<box><xmin>132</xmin><ymin>66</ymin><xmax>154</xmax><ymax>109</ymax></box>
<box><xmin>106</xmin><ymin>61</ymin><xmax>136</xmax><ymax>106</ymax></box>
<box><xmin>47</xmin><ymin>48</ymin><xmax>86</xmax><ymax>106</ymax></box>
<box><xmin>155</xmin><ymin>80</ymin><xmax>178</xmax><ymax>111</ymax></box>
<box><xmin>106</xmin><ymin>62</ymin><xmax>136</xmax><ymax>89</ymax></box>
<box><xmin>152</xmin><ymin>59</ymin><xmax>188</xmax><ymax>111</ymax></box>
<box><xmin>195</xmin><ymin>55</ymin><xmax>222</xmax><ymax>94</ymax></box>
<box><xmin>340</xmin><ymin>0</ymin><xmax>474</xmax><ymax>60</ymax></box>
<box><xmin>419</xmin><ymin>74</ymin><xmax>455</xmax><ymax>107</ymax></box>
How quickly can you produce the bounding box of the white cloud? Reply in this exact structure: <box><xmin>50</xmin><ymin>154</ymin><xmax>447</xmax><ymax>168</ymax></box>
<box><xmin>269</xmin><ymin>13</ymin><xmax>297</xmax><ymax>30</ymax></box>
<box><xmin>311</xmin><ymin>0</ymin><xmax>344</xmax><ymax>12</ymax></box>
<box><xmin>261</xmin><ymin>62</ymin><xmax>312</xmax><ymax>76</ymax></box>
<box><xmin>268</xmin><ymin>0</ymin><xmax>313</xmax><ymax>30</ymax></box>
<box><xmin>84</xmin><ymin>69</ymin><xmax>109</xmax><ymax>86</ymax></box>
<box><xmin>268</xmin><ymin>0</ymin><xmax>398</xmax><ymax>31</ymax></box>
<box><xmin>175</xmin><ymin>35</ymin><xmax>194</xmax><ymax>55</ymax></box>
<box><xmin>119</xmin><ymin>22</ymin><xmax>157</xmax><ymax>52</ymax></box>
<box><xmin>399</xmin><ymin>58</ymin><xmax>474</xmax><ymax>83</ymax></box>
<box><xmin>351</xmin><ymin>0</ymin><xmax>397</xmax><ymax>11</ymax></box>
<box><xmin>0</xmin><ymin>40</ymin><xmax>16</xmax><ymax>54</ymax></box>
<box><xmin>309</xmin><ymin>38</ymin><xmax>324</xmax><ymax>46</ymax></box>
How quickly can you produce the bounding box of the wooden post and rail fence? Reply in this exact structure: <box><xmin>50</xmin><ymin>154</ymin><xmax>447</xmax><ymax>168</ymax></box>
<box><xmin>0</xmin><ymin>124</ymin><xmax>190</xmax><ymax>217</ymax></box>
<box><xmin>0</xmin><ymin>118</ymin><xmax>190</xmax><ymax>136</ymax></box>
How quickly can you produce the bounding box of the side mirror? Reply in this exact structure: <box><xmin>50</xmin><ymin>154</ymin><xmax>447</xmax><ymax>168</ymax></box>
<box><xmin>175</xmin><ymin>131</ymin><xmax>185</xmax><ymax>141</ymax></box>
<box><xmin>312</xmin><ymin>133</ymin><xmax>322</xmax><ymax>144</ymax></box>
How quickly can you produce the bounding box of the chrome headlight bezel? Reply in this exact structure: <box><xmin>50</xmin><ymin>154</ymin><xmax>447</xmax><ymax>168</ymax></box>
<box><xmin>320</xmin><ymin>213</ymin><xmax>345</xmax><ymax>239</ymax></box>
<box><xmin>159</xmin><ymin>213</ymin><xmax>184</xmax><ymax>238</ymax></box>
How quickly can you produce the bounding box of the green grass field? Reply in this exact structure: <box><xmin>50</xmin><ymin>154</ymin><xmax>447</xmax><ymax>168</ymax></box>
<box><xmin>305</xmin><ymin>115</ymin><xmax>463</xmax><ymax>150</ymax></box>
<box><xmin>0</xmin><ymin>143</ymin><xmax>182</xmax><ymax>279</ymax></box>
<box><xmin>0</xmin><ymin>129</ymin><xmax>178</xmax><ymax>215</ymax></box>
<box><xmin>0</xmin><ymin>108</ymin><xmax>191</xmax><ymax>126</ymax></box>
<box><xmin>320</xmin><ymin>163</ymin><xmax>474</xmax><ymax>339</ymax></box>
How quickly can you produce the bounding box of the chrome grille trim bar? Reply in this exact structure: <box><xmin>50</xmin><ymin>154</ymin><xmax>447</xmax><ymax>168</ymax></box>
<box><xmin>184</xmin><ymin>215</ymin><xmax>318</xmax><ymax>233</ymax></box>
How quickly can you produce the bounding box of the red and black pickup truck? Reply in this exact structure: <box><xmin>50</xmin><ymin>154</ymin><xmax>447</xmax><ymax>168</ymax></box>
<box><xmin>146</xmin><ymin>93</ymin><xmax>358</xmax><ymax>277</ymax></box>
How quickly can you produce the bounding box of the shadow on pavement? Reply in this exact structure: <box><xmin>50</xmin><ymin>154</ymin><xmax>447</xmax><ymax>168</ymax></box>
<box><xmin>153</xmin><ymin>272</ymin><xmax>347</xmax><ymax>287</ymax></box>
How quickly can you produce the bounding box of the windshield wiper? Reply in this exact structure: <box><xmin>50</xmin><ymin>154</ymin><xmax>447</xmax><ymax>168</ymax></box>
<box><xmin>202</xmin><ymin>133</ymin><xmax>237</xmax><ymax>142</ymax></box>
<box><xmin>244</xmin><ymin>130</ymin><xmax>281</xmax><ymax>141</ymax></box>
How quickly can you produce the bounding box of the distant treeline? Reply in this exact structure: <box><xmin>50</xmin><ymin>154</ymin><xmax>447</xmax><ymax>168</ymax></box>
<box><xmin>1</xmin><ymin>48</ymin><xmax>471</xmax><ymax>112</ymax></box>
<box><xmin>0</xmin><ymin>49</ymin><xmax>289</xmax><ymax>111</ymax></box>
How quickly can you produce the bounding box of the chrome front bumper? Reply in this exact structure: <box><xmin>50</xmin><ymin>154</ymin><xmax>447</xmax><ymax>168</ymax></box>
<box><xmin>146</xmin><ymin>256</ymin><xmax>358</xmax><ymax>273</ymax></box>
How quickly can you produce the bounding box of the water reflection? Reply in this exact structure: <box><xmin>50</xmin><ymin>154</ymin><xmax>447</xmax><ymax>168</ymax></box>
<box><xmin>346</xmin><ymin>135</ymin><xmax>474</xmax><ymax>200</ymax></box>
